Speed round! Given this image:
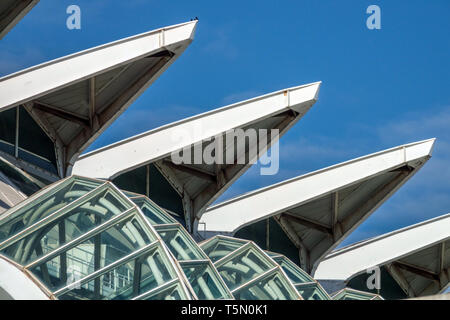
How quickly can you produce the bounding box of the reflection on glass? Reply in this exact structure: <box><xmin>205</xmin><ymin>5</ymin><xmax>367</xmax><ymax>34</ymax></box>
<box><xmin>0</xmin><ymin>177</ymin><xmax>100</xmax><ymax>242</ymax></box>
<box><xmin>132</xmin><ymin>197</ymin><xmax>175</xmax><ymax>225</ymax></box>
<box><xmin>30</xmin><ymin>214</ymin><xmax>154</xmax><ymax>291</ymax></box>
<box><xmin>144</xmin><ymin>282</ymin><xmax>187</xmax><ymax>300</ymax></box>
<box><xmin>233</xmin><ymin>271</ymin><xmax>299</xmax><ymax>300</ymax></box>
<box><xmin>1</xmin><ymin>188</ymin><xmax>132</xmax><ymax>265</ymax></box>
<box><xmin>216</xmin><ymin>247</ymin><xmax>274</xmax><ymax>291</ymax></box>
<box><xmin>201</xmin><ymin>237</ymin><xmax>247</xmax><ymax>263</ymax></box>
<box><xmin>295</xmin><ymin>282</ymin><xmax>329</xmax><ymax>300</ymax></box>
<box><xmin>156</xmin><ymin>225</ymin><xmax>205</xmax><ymax>261</ymax></box>
<box><xmin>58</xmin><ymin>245</ymin><xmax>175</xmax><ymax>300</ymax></box>
<box><xmin>272</xmin><ymin>256</ymin><xmax>313</xmax><ymax>284</ymax></box>
<box><xmin>181</xmin><ymin>261</ymin><xmax>231</xmax><ymax>300</ymax></box>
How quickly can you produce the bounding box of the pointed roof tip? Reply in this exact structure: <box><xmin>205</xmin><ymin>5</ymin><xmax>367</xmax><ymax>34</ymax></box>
<box><xmin>426</xmin><ymin>137</ymin><xmax>437</xmax><ymax>156</ymax></box>
<box><xmin>287</xmin><ymin>81</ymin><xmax>322</xmax><ymax>109</ymax></box>
<box><xmin>410</xmin><ymin>137</ymin><xmax>437</xmax><ymax>157</ymax></box>
<box><xmin>189</xmin><ymin>20</ymin><xmax>198</xmax><ymax>40</ymax></box>
<box><xmin>311</xmin><ymin>81</ymin><xmax>322</xmax><ymax>101</ymax></box>
<box><xmin>177</xmin><ymin>19</ymin><xmax>198</xmax><ymax>40</ymax></box>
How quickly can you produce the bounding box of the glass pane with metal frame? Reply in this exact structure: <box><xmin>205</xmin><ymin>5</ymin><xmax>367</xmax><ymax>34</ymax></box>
<box><xmin>29</xmin><ymin>213</ymin><xmax>156</xmax><ymax>291</ymax></box>
<box><xmin>131</xmin><ymin>196</ymin><xmax>176</xmax><ymax>226</ymax></box>
<box><xmin>332</xmin><ymin>288</ymin><xmax>382</xmax><ymax>300</ymax></box>
<box><xmin>0</xmin><ymin>186</ymin><xmax>135</xmax><ymax>265</ymax></box>
<box><xmin>295</xmin><ymin>282</ymin><xmax>330</xmax><ymax>300</ymax></box>
<box><xmin>233</xmin><ymin>269</ymin><xmax>300</xmax><ymax>300</ymax></box>
<box><xmin>143</xmin><ymin>281</ymin><xmax>189</xmax><ymax>300</ymax></box>
<box><xmin>0</xmin><ymin>176</ymin><xmax>101</xmax><ymax>242</ymax></box>
<box><xmin>201</xmin><ymin>237</ymin><xmax>248</xmax><ymax>263</ymax></box>
<box><xmin>181</xmin><ymin>260</ymin><xmax>233</xmax><ymax>300</ymax></box>
<box><xmin>271</xmin><ymin>255</ymin><xmax>314</xmax><ymax>284</ymax></box>
<box><xmin>155</xmin><ymin>224</ymin><xmax>206</xmax><ymax>261</ymax></box>
<box><xmin>57</xmin><ymin>244</ymin><xmax>177</xmax><ymax>300</ymax></box>
<box><xmin>215</xmin><ymin>245</ymin><xmax>276</xmax><ymax>291</ymax></box>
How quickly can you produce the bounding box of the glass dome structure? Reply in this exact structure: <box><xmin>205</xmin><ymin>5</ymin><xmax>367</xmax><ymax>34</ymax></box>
<box><xmin>200</xmin><ymin>236</ymin><xmax>302</xmax><ymax>300</ymax></box>
<box><xmin>266</xmin><ymin>251</ymin><xmax>330</xmax><ymax>300</ymax></box>
<box><xmin>0</xmin><ymin>175</ymin><xmax>383</xmax><ymax>300</ymax></box>
<box><xmin>0</xmin><ymin>176</ymin><xmax>192</xmax><ymax>300</ymax></box>
<box><xmin>332</xmin><ymin>288</ymin><xmax>384</xmax><ymax>300</ymax></box>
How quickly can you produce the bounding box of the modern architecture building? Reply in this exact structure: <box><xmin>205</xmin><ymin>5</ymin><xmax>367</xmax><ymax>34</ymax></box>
<box><xmin>0</xmin><ymin>2</ymin><xmax>446</xmax><ymax>300</ymax></box>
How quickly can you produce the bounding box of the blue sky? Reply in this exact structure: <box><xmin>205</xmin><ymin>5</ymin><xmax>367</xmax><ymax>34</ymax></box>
<box><xmin>1</xmin><ymin>1</ymin><xmax>449</xmax><ymax>246</ymax></box>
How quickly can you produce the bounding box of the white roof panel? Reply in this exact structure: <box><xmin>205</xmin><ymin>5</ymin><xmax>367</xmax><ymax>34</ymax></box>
<box><xmin>0</xmin><ymin>21</ymin><xmax>197</xmax><ymax>177</ymax></box>
<box><xmin>314</xmin><ymin>213</ymin><xmax>450</xmax><ymax>297</ymax></box>
<box><xmin>200</xmin><ymin>139</ymin><xmax>435</xmax><ymax>273</ymax></box>
<box><xmin>73</xmin><ymin>82</ymin><xmax>321</xmax><ymax>225</ymax></box>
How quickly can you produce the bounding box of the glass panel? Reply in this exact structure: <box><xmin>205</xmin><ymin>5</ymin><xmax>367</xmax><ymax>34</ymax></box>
<box><xmin>181</xmin><ymin>261</ymin><xmax>231</xmax><ymax>300</ymax></box>
<box><xmin>273</xmin><ymin>256</ymin><xmax>313</xmax><ymax>283</ymax></box>
<box><xmin>295</xmin><ymin>282</ymin><xmax>330</xmax><ymax>300</ymax></box>
<box><xmin>156</xmin><ymin>225</ymin><xmax>205</xmax><ymax>261</ymax></box>
<box><xmin>57</xmin><ymin>245</ymin><xmax>176</xmax><ymax>300</ymax></box>
<box><xmin>216</xmin><ymin>246</ymin><xmax>275</xmax><ymax>291</ymax></box>
<box><xmin>0</xmin><ymin>177</ymin><xmax>100</xmax><ymax>242</ymax></box>
<box><xmin>132</xmin><ymin>197</ymin><xmax>176</xmax><ymax>225</ymax></box>
<box><xmin>333</xmin><ymin>289</ymin><xmax>379</xmax><ymax>300</ymax></box>
<box><xmin>144</xmin><ymin>282</ymin><xmax>188</xmax><ymax>300</ymax></box>
<box><xmin>233</xmin><ymin>271</ymin><xmax>299</xmax><ymax>300</ymax></box>
<box><xmin>30</xmin><ymin>214</ymin><xmax>155</xmax><ymax>291</ymax></box>
<box><xmin>201</xmin><ymin>237</ymin><xmax>247</xmax><ymax>263</ymax></box>
<box><xmin>265</xmin><ymin>251</ymin><xmax>282</xmax><ymax>258</ymax></box>
<box><xmin>1</xmin><ymin>187</ymin><xmax>133</xmax><ymax>265</ymax></box>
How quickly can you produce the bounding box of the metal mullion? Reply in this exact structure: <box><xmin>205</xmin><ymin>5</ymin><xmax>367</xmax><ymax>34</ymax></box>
<box><xmin>134</xmin><ymin>205</ymin><xmax>194</xmax><ymax>299</ymax></box>
<box><xmin>178</xmin><ymin>259</ymin><xmax>210</xmax><ymax>265</ymax></box>
<box><xmin>215</xmin><ymin>242</ymin><xmax>252</xmax><ymax>267</ymax></box>
<box><xmin>131</xmin><ymin>278</ymin><xmax>179</xmax><ymax>300</ymax></box>
<box><xmin>231</xmin><ymin>266</ymin><xmax>278</xmax><ymax>294</ymax></box>
<box><xmin>54</xmin><ymin>240</ymin><xmax>159</xmax><ymax>297</ymax></box>
<box><xmin>206</xmin><ymin>259</ymin><xmax>234</xmax><ymax>299</ymax></box>
<box><xmin>154</xmin><ymin>223</ymin><xmax>181</xmax><ymax>230</ymax></box>
<box><xmin>274</xmin><ymin>264</ymin><xmax>304</xmax><ymax>299</ymax></box>
<box><xmin>25</xmin><ymin>208</ymin><xmax>136</xmax><ymax>269</ymax></box>
<box><xmin>0</xmin><ymin>182</ymin><xmax>109</xmax><ymax>250</ymax></box>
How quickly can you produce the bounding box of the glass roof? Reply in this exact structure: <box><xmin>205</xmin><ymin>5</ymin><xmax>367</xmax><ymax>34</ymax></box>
<box><xmin>0</xmin><ymin>176</ymin><xmax>191</xmax><ymax>300</ymax></box>
<box><xmin>200</xmin><ymin>236</ymin><xmax>301</xmax><ymax>300</ymax></box>
<box><xmin>268</xmin><ymin>252</ymin><xmax>330</xmax><ymax>300</ymax></box>
<box><xmin>129</xmin><ymin>195</ymin><xmax>233</xmax><ymax>300</ymax></box>
<box><xmin>332</xmin><ymin>288</ymin><xmax>384</xmax><ymax>300</ymax></box>
<box><xmin>0</xmin><ymin>175</ymin><xmax>383</xmax><ymax>300</ymax></box>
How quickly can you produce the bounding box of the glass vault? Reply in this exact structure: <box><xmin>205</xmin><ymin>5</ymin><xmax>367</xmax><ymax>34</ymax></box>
<box><xmin>0</xmin><ymin>175</ymin><xmax>383</xmax><ymax>300</ymax></box>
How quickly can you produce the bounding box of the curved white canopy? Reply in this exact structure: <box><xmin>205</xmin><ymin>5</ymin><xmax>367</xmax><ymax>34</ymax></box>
<box><xmin>0</xmin><ymin>21</ymin><xmax>197</xmax><ymax>178</ymax></box>
<box><xmin>200</xmin><ymin>139</ymin><xmax>435</xmax><ymax>273</ymax></box>
<box><xmin>0</xmin><ymin>255</ymin><xmax>51</xmax><ymax>300</ymax></box>
<box><xmin>0</xmin><ymin>0</ymin><xmax>39</xmax><ymax>40</ymax></box>
<box><xmin>73</xmin><ymin>82</ymin><xmax>321</xmax><ymax>229</ymax></box>
<box><xmin>314</xmin><ymin>213</ymin><xmax>450</xmax><ymax>298</ymax></box>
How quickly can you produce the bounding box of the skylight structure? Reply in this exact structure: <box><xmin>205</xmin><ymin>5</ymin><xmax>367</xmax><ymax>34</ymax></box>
<box><xmin>266</xmin><ymin>252</ymin><xmax>330</xmax><ymax>300</ymax></box>
<box><xmin>200</xmin><ymin>236</ymin><xmax>302</xmax><ymax>300</ymax></box>
<box><xmin>127</xmin><ymin>194</ymin><xmax>233</xmax><ymax>300</ymax></box>
<box><xmin>0</xmin><ymin>176</ymin><xmax>192</xmax><ymax>300</ymax></box>
<box><xmin>332</xmin><ymin>288</ymin><xmax>383</xmax><ymax>300</ymax></box>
